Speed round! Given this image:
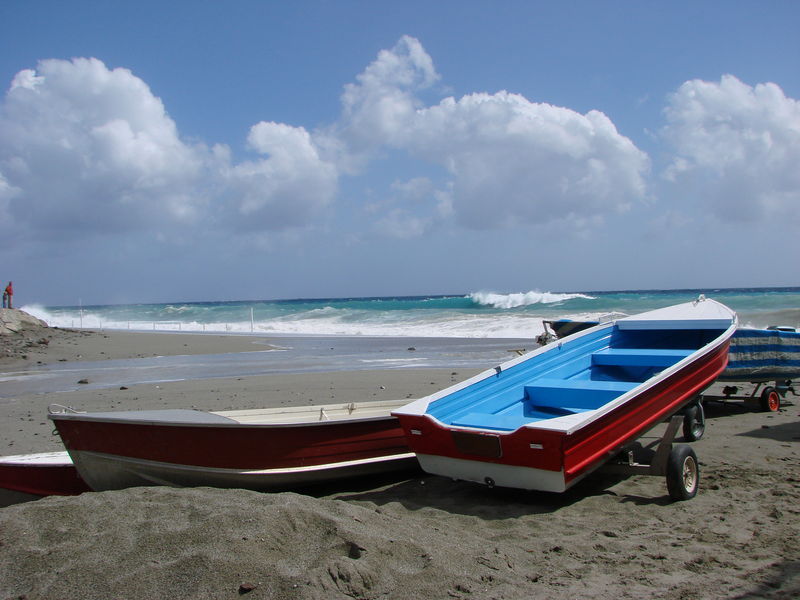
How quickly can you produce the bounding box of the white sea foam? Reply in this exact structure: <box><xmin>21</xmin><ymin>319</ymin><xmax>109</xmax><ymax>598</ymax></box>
<box><xmin>19</xmin><ymin>304</ymin><xmax>53</xmax><ymax>322</ymax></box>
<box><xmin>470</xmin><ymin>290</ymin><xmax>594</xmax><ymax>309</ymax></box>
<box><xmin>22</xmin><ymin>304</ymin><xmax>549</xmax><ymax>339</ymax></box>
<box><xmin>250</xmin><ymin>313</ymin><xmax>546</xmax><ymax>338</ymax></box>
<box><xmin>163</xmin><ymin>305</ymin><xmax>192</xmax><ymax>313</ymax></box>
<box><xmin>20</xmin><ymin>294</ymin><xmax>612</xmax><ymax>340</ymax></box>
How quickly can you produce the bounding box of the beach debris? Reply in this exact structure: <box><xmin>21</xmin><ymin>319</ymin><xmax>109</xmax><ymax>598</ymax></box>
<box><xmin>347</xmin><ymin>541</ymin><xmax>365</xmax><ymax>559</ymax></box>
<box><xmin>601</xmin><ymin>530</ymin><xmax>619</xmax><ymax>538</ymax></box>
<box><xmin>722</xmin><ymin>385</ymin><xmax>739</xmax><ymax>397</ymax></box>
<box><xmin>77</xmin><ymin>378</ymin><xmax>89</xmax><ymax>384</ymax></box>
<box><xmin>238</xmin><ymin>582</ymin><xmax>258</xmax><ymax>594</ymax></box>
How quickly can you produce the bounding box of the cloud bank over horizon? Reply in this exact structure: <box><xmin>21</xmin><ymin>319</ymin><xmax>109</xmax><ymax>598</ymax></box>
<box><xmin>1</xmin><ymin>36</ymin><xmax>797</xmax><ymax>251</ymax></box>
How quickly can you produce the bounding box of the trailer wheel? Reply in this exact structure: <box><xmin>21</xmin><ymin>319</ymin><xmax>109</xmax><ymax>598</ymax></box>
<box><xmin>759</xmin><ymin>386</ymin><xmax>780</xmax><ymax>412</ymax></box>
<box><xmin>682</xmin><ymin>402</ymin><xmax>705</xmax><ymax>442</ymax></box>
<box><xmin>666</xmin><ymin>445</ymin><xmax>699</xmax><ymax>501</ymax></box>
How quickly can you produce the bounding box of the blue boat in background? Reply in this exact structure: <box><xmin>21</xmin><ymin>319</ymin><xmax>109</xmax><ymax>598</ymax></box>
<box><xmin>720</xmin><ymin>327</ymin><xmax>800</xmax><ymax>382</ymax></box>
<box><xmin>713</xmin><ymin>327</ymin><xmax>800</xmax><ymax>411</ymax></box>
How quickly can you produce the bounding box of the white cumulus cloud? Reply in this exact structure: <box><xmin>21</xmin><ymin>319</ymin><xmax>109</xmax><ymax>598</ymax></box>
<box><xmin>662</xmin><ymin>74</ymin><xmax>800</xmax><ymax>223</ymax></box>
<box><xmin>332</xmin><ymin>37</ymin><xmax>650</xmax><ymax>232</ymax></box>
<box><xmin>223</xmin><ymin>121</ymin><xmax>337</xmax><ymax>229</ymax></box>
<box><xmin>406</xmin><ymin>92</ymin><xmax>649</xmax><ymax>229</ymax></box>
<box><xmin>0</xmin><ymin>57</ymin><xmax>338</xmax><ymax>242</ymax></box>
<box><xmin>0</xmin><ymin>58</ymin><xmax>206</xmax><ymax>237</ymax></box>
<box><xmin>316</xmin><ymin>35</ymin><xmax>440</xmax><ymax>177</ymax></box>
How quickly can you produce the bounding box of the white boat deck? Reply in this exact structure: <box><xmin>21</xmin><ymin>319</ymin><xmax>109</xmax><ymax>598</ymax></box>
<box><xmin>211</xmin><ymin>398</ymin><xmax>409</xmax><ymax>425</ymax></box>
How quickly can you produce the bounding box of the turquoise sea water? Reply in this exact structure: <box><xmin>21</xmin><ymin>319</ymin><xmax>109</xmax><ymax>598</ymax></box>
<box><xmin>4</xmin><ymin>288</ymin><xmax>796</xmax><ymax>396</ymax></box>
<box><xmin>23</xmin><ymin>288</ymin><xmax>800</xmax><ymax>339</ymax></box>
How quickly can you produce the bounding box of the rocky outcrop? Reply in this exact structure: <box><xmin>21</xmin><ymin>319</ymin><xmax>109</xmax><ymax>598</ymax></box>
<box><xmin>0</xmin><ymin>308</ymin><xmax>48</xmax><ymax>335</ymax></box>
<box><xmin>0</xmin><ymin>308</ymin><xmax>52</xmax><ymax>361</ymax></box>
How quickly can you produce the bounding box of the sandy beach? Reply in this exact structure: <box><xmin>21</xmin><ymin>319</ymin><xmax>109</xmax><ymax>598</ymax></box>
<box><xmin>1</xmin><ymin>318</ymin><xmax>799</xmax><ymax>599</ymax></box>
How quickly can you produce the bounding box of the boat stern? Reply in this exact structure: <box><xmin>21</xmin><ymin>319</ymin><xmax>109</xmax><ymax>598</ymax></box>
<box><xmin>415</xmin><ymin>453</ymin><xmax>568</xmax><ymax>493</ymax></box>
<box><xmin>394</xmin><ymin>412</ymin><xmax>569</xmax><ymax>491</ymax></box>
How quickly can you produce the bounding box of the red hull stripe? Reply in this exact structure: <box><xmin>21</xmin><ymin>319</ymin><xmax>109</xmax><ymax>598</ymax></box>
<box><xmin>54</xmin><ymin>418</ymin><xmax>410</xmax><ymax>470</ymax></box>
<box><xmin>562</xmin><ymin>341</ymin><xmax>729</xmax><ymax>482</ymax></box>
<box><xmin>0</xmin><ymin>465</ymin><xmax>90</xmax><ymax>496</ymax></box>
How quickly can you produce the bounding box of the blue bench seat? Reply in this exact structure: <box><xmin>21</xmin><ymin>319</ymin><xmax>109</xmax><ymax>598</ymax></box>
<box><xmin>448</xmin><ymin>378</ymin><xmax>641</xmax><ymax>431</ymax></box>
<box><xmin>524</xmin><ymin>378</ymin><xmax>639</xmax><ymax>410</ymax></box>
<box><xmin>450</xmin><ymin>405</ymin><xmax>585</xmax><ymax>431</ymax></box>
<box><xmin>451</xmin><ymin>412</ymin><xmax>539</xmax><ymax>431</ymax></box>
<box><xmin>591</xmin><ymin>348</ymin><xmax>694</xmax><ymax>368</ymax></box>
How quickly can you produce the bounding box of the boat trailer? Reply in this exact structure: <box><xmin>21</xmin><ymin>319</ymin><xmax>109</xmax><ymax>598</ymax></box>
<box><xmin>601</xmin><ymin>415</ymin><xmax>700</xmax><ymax>501</ymax></box>
<box><xmin>598</xmin><ymin>376</ymin><xmax>797</xmax><ymax>502</ymax></box>
<box><xmin>701</xmin><ymin>379</ymin><xmax>797</xmax><ymax>413</ymax></box>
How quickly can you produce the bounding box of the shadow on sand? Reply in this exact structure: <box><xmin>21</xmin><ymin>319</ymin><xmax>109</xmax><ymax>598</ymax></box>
<box><xmin>328</xmin><ymin>467</ymin><xmax>660</xmax><ymax>519</ymax></box>
<box><xmin>728</xmin><ymin>559</ymin><xmax>800</xmax><ymax>599</ymax></box>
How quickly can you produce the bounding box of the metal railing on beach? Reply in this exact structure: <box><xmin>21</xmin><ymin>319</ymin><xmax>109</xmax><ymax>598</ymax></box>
<box><xmin>66</xmin><ymin>307</ymin><xmax>259</xmax><ymax>333</ymax></box>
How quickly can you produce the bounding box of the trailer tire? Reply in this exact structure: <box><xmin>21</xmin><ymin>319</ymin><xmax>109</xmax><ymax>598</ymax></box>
<box><xmin>759</xmin><ymin>386</ymin><xmax>780</xmax><ymax>412</ymax></box>
<box><xmin>666</xmin><ymin>445</ymin><xmax>699</xmax><ymax>501</ymax></box>
<box><xmin>682</xmin><ymin>403</ymin><xmax>705</xmax><ymax>442</ymax></box>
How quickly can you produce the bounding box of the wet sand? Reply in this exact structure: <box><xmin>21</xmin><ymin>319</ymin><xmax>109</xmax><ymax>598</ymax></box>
<box><xmin>1</xmin><ymin>323</ymin><xmax>799</xmax><ymax>599</ymax></box>
<box><xmin>0</xmin><ymin>325</ymin><xmax>277</xmax><ymax>365</ymax></box>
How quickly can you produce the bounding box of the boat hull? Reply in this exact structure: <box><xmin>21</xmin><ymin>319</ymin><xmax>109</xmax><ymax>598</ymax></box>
<box><xmin>402</xmin><ymin>340</ymin><xmax>729</xmax><ymax>492</ymax></box>
<box><xmin>51</xmin><ymin>411</ymin><xmax>416</xmax><ymax>492</ymax></box>
<box><xmin>0</xmin><ymin>452</ymin><xmax>90</xmax><ymax>496</ymax></box>
<box><xmin>68</xmin><ymin>450</ymin><xmax>416</xmax><ymax>491</ymax></box>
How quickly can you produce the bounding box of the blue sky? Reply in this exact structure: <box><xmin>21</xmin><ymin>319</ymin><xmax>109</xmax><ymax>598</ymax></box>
<box><xmin>1</xmin><ymin>1</ymin><xmax>798</xmax><ymax>306</ymax></box>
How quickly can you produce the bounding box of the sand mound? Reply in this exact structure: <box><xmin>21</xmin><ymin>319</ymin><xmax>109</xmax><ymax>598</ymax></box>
<box><xmin>0</xmin><ymin>486</ymin><xmax>468</xmax><ymax>599</ymax></box>
<box><xmin>2</xmin><ymin>457</ymin><xmax>799</xmax><ymax>600</ymax></box>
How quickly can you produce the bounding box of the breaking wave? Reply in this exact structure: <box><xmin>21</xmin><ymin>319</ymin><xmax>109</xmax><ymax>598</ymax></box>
<box><xmin>469</xmin><ymin>290</ymin><xmax>594</xmax><ymax>309</ymax></box>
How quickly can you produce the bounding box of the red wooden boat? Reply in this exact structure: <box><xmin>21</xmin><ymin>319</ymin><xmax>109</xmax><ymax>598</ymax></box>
<box><xmin>0</xmin><ymin>451</ymin><xmax>90</xmax><ymax>496</ymax></box>
<box><xmin>48</xmin><ymin>400</ymin><xmax>416</xmax><ymax>492</ymax></box>
<box><xmin>392</xmin><ymin>298</ymin><xmax>737</xmax><ymax>499</ymax></box>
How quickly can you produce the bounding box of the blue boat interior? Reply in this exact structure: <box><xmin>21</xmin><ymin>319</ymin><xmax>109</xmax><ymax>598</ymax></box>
<box><xmin>429</xmin><ymin>325</ymin><xmax>724</xmax><ymax>432</ymax></box>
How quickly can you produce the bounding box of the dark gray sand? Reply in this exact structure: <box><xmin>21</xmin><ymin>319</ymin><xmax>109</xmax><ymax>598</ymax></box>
<box><xmin>1</xmin><ymin>318</ymin><xmax>798</xmax><ymax>599</ymax></box>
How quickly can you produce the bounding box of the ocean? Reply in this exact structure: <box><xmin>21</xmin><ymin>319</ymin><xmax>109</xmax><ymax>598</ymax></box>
<box><xmin>23</xmin><ymin>287</ymin><xmax>800</xmax><ymax>339</ymax></box>
<box><xmin>4</xmin><ymin>287</ymin><xmax>797</xmax><ymax>397</ymax></box>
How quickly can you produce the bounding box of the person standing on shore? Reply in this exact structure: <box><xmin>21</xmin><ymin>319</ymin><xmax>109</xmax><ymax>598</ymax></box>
<box><xmin>4</xmin><ymin>281</ymin><xmax>12</xmax><ymax>309</ymax></box>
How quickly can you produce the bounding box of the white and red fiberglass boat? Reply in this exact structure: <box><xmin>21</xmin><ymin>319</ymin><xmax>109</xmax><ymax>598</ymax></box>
<box><xmin>392</xmin><ymin>297</ymin><xmax>737</xmax><ymax>500</ymax></box>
